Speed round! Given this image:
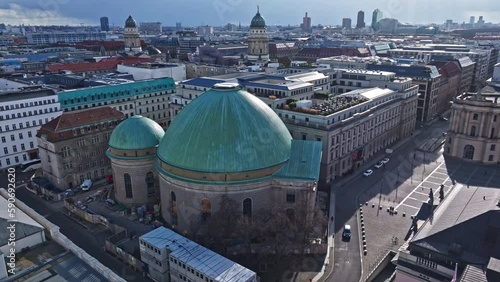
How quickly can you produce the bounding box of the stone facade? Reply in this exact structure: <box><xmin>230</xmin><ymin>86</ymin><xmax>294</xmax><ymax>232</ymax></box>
<box><xmin>445</xmin><ymin>93</ymin><xmax>500</xmax><ymax>164</ymax></box>
<box><xmin>37</xmin><ymin>107</ymin><xmax>124</xmax><ymax>190</ymax></box>
<box><xmin>109</xmin><ymin>154</ymin><xmax>160</xmax><ymax>206</ymax></box>
<box><xmin>158</xmin><ymin>171</ymin><xmax>316</xmax><ymax>235</ymax></box>
<box><xmin>276</xmin><ymin>87</ymin><xmax>418</xmax><ymax>189</ymax></box>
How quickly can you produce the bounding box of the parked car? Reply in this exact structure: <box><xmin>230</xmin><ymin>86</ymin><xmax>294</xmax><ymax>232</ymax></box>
<box><xmin>363</xmin><ymin>170</ymin><xmax>373</xmax><ymax>177</ymax></box>
<box><xmin>381</xmin><ymin>158</ymin><xmax>390</xmax><ymax>164</ymax></box>
<box><xmin>374</xmin><ymin>161</ymin><xmax>384</xmax><ymax>169</ymax></box>
<box><xmin>343</xmin><ymin>225</ymin><xmax>351</xmax><ymax>239</ymax></box>
<box><xmin>80</xmin><ymin>179</ymin><xmax>93</xmax><ymax>191</ymax></box>
<box><xmin>440</xmin><ymin>116</ymin><xmax>448</xmax><ymax>121</ymax></box>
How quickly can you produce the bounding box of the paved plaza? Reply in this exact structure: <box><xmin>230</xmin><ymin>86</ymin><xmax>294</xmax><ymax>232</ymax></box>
<box><xmin>357</xmin><ymin>152</ymin><xmax>500</xmax><ymax>281</ymax></box>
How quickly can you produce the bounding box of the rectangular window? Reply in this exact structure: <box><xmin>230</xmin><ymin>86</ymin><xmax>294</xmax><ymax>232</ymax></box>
<box><xmin>488</xmin><ymin>155</ymin><xmax>494</xmax><ymax>161</ymax></box>
<box><xmin>473</xmin><ymin>113</ymin><xmax>479</xmax><ymax>120</ymax></box>
<box><xmin>491</xmin><ymin>144</ymin><xmax>496</xmax><ymax>151</ymax></box>
<box><xmin>286</xmin><ymin>191</ymin><xmax>296</xmax><ymax>203</ymax></box>
<box><xmin>19</xmin><ymin>133</ymin><xmax>23</xmax><ymax>140</ymax></box>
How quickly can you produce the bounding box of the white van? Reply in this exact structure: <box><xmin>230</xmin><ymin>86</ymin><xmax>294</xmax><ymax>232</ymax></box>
<box><xmin>80</xmin><ymin>179</ymin><xmax>93</xmax><ymax>191</ymax></box>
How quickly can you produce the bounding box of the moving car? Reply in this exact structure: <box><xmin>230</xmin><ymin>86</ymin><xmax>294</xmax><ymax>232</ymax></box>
<box><xmin>381</xmin><ymin>158</ymin><xmax>390</xmax><ymax>164</ymax></box>
<box><xmin>374</xmin><ymin>161</ymin><xmax>384</xmax><ymax>169</ymax></box>
<box><xmin>363</xmin><ymin>170</ymin><xmax>373</xmax><ymax>177</ymax></box>
<box><xmin>343</xmin><ymin>225</ymin><xmax>351</xmax><ymax>239</ymax></box>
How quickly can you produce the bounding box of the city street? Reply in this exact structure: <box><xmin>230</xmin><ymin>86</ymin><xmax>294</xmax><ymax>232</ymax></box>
<box><xmin>326</xmin><ymin>120</ymin><xmax>450</xmax><ymax>282</ymax></box>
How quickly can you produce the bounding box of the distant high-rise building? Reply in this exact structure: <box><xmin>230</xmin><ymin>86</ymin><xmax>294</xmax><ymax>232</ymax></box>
<box><xmin>469</xmin><ymin>16</ymin><xmax>475</xmax><ymax>25</ymax></box>
<box><xmin>100</xmin><ymin>16</ymin><xmax>109</xmax><ymax>32</ymax></box>
<box><xmin>356</xmin><ymin>11</ymin><xmax>365</xmax><ymax>28</ymax></box>
<box><xmin>302</xmin><ymin>12</ymin><xmax>312</xmax><ymax>32</ymax></box>
<box><xmin>342</xmin><ymin>18</ymin><xmax>352</xmax><ymax>29</ymax></box>
<box><xmin>477</xmin><ymin>16</ymin><xmax>485</xmax><ymax>27</ymax></box>
<box><xmin>371</xmin><ymin>9</ymin><xmax>383</xmax><ymax>30</ymax></box>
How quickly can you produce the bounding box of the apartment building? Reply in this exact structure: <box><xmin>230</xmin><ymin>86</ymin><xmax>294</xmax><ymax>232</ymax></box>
<box><xmin>0</xmin><ymin>86</ymin><xmax>62</xmax><ymax>170</ymax></box>
<box><xmin>26</xmin><ymin>32</ymin><xmax>107</xmax><ymax>45</ymax></box>
<box><xmin>388</xmin><ymin>47</ymin><xmax>490</xmax><ymax>92</ymax></box>
<box><xmin>366</xmin><ymin>64</ymin><xmax>441</xmax><ymax>123</ymax></box>
<box><xmin>140</xmin><ymin>227</ymin><xmax>258</xmax><ymax>282</ymax></box>
<box><xmin>36</xmin><ymin>107</ymin><xmax>125</xmax><ymax>189</ymax></box>
<box><xmin>275</xmin><ymin>86</ymin><xmax>418</xmax><ymax>188</ymax></box>
<box><xmin>58</xmin><ymin>78</ymin><xmax>176</xmax><ymax>128</ymax></box>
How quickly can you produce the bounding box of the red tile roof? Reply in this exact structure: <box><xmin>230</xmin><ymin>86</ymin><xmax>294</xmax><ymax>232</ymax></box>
<box><xmin>46</xmin><ymin>57</ymin><xmax>154</xmax><ymax>73</ymax></box>
<box><xmin>38</xmin><ymin>107</ymin><xmax>125</xmax><ymax>142</ymax></box>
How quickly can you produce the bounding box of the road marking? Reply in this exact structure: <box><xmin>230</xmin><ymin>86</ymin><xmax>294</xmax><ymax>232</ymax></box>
<box><xmin>407</xmin><ymin>196</ymin><xmax>422</xmax><ymax>202</ymax></box>
<box><xmin>400</xmin><ymin>203</ymin><xmax>419</xmax><ymax>209</ymax></box>
<box><xmin>396</xmin><ymin>162</ymin><xmax>445</xmax><ymax>210</ymax></box>
<box><xmin>413</xmin><ymin>191</ymin><xmax>428</xmax><ymax>196</ymax></box>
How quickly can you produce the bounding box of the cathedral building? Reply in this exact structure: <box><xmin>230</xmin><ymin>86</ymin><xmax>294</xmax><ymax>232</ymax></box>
<box><xmin>247</xmin><ymin>7</ymin><xmax>270</xmax><ymax>65</ymax></box>
<box><xmin>107</xmin><ymin>83</ymin><xmax>322</xmax><ymax>236</ymax></box>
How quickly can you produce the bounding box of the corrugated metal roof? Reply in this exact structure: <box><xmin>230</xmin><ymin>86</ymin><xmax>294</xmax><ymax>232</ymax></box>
<box><xmin>274</xmin><ymin>140</ymin><xmax>322</xmax><ymax>182</ymax></box>
<box><xmin>140</xmin><ymin>227</ymin><xmax>257</xmax><ymax>281</ymax></box>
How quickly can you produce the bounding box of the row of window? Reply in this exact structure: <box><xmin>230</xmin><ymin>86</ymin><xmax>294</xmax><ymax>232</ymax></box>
<box><xmin>0</xmin><ymin>154</ymin><xmax>28</xmax><ymax>167</ymax></box>
<box><xmin>171</xmin><ymin>256</ymin><xmax>214</xmax><ymax>282</ymax></box>
<box><xmin>0</xmin><ymin>117</ymin><xmax>53</xmax><ymax>133</ymax></box>
<box><xmin>1</xmin><ymin>131</ymin><xmax>34</xmax><ymax>143</ymax></box>
<box><xmin>3</xmin><ymin>142</ymin><xmax>35</xmax><ymax>154</ymax></box>
<box><xmin>61</xmin><ymin>89</ymin><xmax>173</xmax><ymax>106</ymax></box>
<box><xmin>0</xmin><ymin>107</ymin><xmax>59</xmax><ymax>121</ymax></box>
<box><xmin>0</xmin><ymin>99</ymin><xmax>56</xmax><ymax>111</ymax></box>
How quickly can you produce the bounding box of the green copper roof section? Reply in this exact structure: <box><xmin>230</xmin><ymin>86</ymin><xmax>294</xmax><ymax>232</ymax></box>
<box><xmin>109</xmin><ymin>115</ymin><xmax>164</xmax><ymax>150</ymax></box>
<box><xmin>125</xmin><ymin>15</ymin><xmax>137</xmax><ymax>28</ymax></box>
<box><xmin>58</xmin><ymin>77</ymin><xmax>175</xmax><ymax>109</ymax></box>
<box><xmin>273</xmin><ymin>140</ymin><xmax>323</xmax><ymax>182</ymax></box>
<box><xmin>158</xmin><ymin>83</ymin><xmax>292</xmax><ymax>173</ymax></box>
<box><xmin>250</xmin><ymin>6</ymin><xmax>266</xmax><ymax>28</ymax></box>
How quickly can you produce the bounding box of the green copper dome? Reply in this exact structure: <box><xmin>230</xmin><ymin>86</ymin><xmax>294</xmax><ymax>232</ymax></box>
<box><xmin>109</xmin><ymin>116</ymin><xmax>164</xmax><ymax>150</ymax></box>
<box><xmin>250</xmin><ymin>7</ymin><xmax>266</xmax><ymax>28</ymax></box>
<box><xmin>158</xmin><ymin>83</ymin><xmax>292</xmax><ymax>173</ymax></box>
<box><xmin>125</xmin><ymin>15</ymin><xmax>137</xmax><ymax>28</ymax></box>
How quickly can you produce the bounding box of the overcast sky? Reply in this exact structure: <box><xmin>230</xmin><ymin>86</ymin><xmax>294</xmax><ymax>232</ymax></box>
<box><xmin>1</xmin><ymin>0</ymin><xmax>499</xmax><ymax>26</ymax></box>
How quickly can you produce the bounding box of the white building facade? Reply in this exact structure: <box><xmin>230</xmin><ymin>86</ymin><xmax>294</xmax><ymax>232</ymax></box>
<box><xmin>0</xmin><ymin>87</ymin><xmax>61</xmax><ymax>170</ymax></box>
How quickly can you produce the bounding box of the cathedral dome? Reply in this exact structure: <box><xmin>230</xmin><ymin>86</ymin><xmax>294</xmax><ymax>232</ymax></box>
<box><xmin>250</xmin><ymin>7</ymin><xmax>266</xmax><ymax>29</ymax></box>
<box><xmin>109</xmin><ymin>115</ymin><xmax>164</xmax><ymax>150</ymax></box>
<box><xmin>157</xmin><ymin>83</ymin><xmax>292</xmax><ymax>174</ymax></box>
<box><xmin>125</xmin><ymin>15</ymin><xmax>137</xmax><ymax>28</ymax></box>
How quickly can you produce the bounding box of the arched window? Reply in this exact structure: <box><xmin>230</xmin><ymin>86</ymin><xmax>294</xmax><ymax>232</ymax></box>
<box><xmin>470</xmin><ymin>126</ymin><xmax>476</xmax><ymax>137</ymax></box>
<box><xmin>170</xmin><ymin>191</ymin><xmax>178</xmax><ymax>226</ymax></box>
<box><xmin>201</xmin><ymin>199</ymin><xmax>211</xmax><ymax>222</ymax></box>
<box><xmin>61</xmin><ymin>146</ymin><xmax>71</xmax><ymax>158</ymax></box>
<box><xmin>463</xmin><ymin>145</ymin><xmax>475</xmax><ymax>160</ymax></box>
<box><xmin>124</xmin><ymin>174</ymin><xmax>133</xmax><ymax>198</ymax></box>
<box><xmin>145</xmin><ymin>172</ymin><xmax>155</xmax><ymax>197</ymax></box>
<box><xmin>243</xmin><ymin>198</ymin><xmax>252</xmax><ymax>218</ymax></box>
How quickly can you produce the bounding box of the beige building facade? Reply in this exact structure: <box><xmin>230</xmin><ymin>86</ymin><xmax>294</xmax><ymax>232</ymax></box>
<box><xmin>37</xmin><ymin>107</ymin><xmax>125</xmax><ymax>190</ymax></box>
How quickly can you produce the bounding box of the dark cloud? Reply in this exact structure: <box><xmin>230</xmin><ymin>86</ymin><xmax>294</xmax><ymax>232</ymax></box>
<box><xmin>2</xmin><ymin>0</ymin><xmax>500</xmax><ymax>26</ymax></box>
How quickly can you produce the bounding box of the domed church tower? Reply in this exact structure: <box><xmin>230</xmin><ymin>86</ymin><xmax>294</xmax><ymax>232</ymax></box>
<box><xmin>124</xmin><ymin>15</ymin><xmax>142</xmax><ymax>55</ymax></box>
<box><xmin>247</xmin><ymin>6</ymin><xmax>269</xmax><ymax>64</ymax></box>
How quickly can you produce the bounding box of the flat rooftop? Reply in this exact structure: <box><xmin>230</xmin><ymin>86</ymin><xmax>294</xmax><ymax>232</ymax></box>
<box><xmin>0</xmin><ymin>87</ymin><xmax>56</xmax><ymax>103</ymax></box>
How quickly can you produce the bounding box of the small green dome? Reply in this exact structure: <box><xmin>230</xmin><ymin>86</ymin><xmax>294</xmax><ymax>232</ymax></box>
<box><xmin>109</xmin><ymin>116</ymin><xmax>164</xmax><ymax>150</ymax></box>
<box><xmin>125</xmin><ymin>15</ymin><xmax>137</xmax><ymax>28</ymax></box>
<box><xmin>158</xmin><ymin>83</ymin><xmax>292</xmax><ymax>173</ymax></box>
<box><xmin>250</xmin><ymin>7</ymin><xmax>266</xmax><ymax>28</ymax></box>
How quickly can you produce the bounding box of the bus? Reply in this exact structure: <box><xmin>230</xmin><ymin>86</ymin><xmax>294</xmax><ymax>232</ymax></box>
<box><xmin>20</xmin><ymin>159</ymin><xmax>42</xmax><ymax>172</ymax></box>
